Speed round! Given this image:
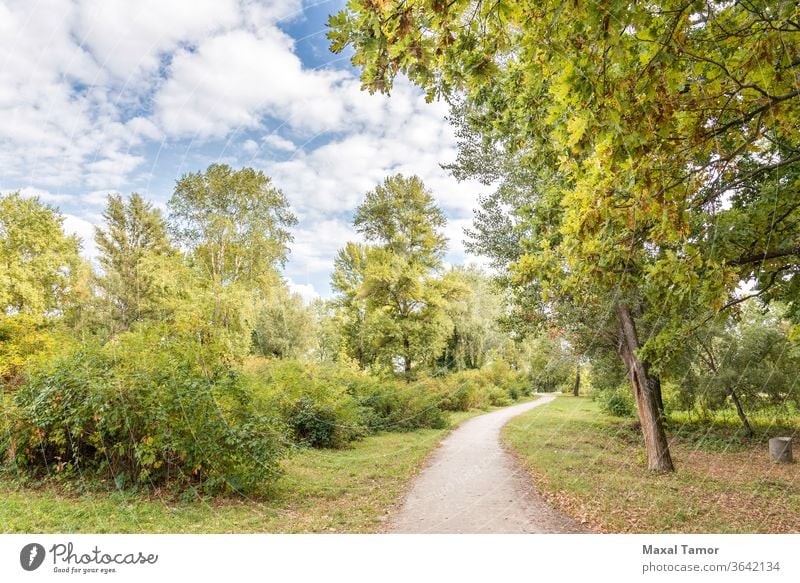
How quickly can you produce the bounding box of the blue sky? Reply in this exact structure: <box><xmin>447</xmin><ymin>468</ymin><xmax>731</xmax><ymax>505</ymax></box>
<box><xmin>0</xmin><ymin>0</ymin><xmax>487</xmax><ymax>299</ymax></box>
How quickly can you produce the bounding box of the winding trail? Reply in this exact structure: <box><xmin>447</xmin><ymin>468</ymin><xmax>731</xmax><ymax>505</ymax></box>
<box><xmin>389</xmin><ymin>394</ymin><xmax>583</xmax><ymax>533</ymax></box>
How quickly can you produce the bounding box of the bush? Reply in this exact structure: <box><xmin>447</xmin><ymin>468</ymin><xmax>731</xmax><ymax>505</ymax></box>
<box><xmin>5</xmin><ymin>330</ymin><xmax>285</xmax><ymax>494</ymax></box>
<box><xmin>367</xmin><ymin>382</ymin><xmax>450</xmax><ymax>431</ymax></box>
<box><xmin>249</xmin><ymin>360</ymin><xmax>366</xmax><ymax>448</ymax></box>
<box><xmin>486</xmin><ymin>384</ymin><xmax>512</xmax><ymax>407</ymax></box>
<box><xmin>600</xmin><ymin>389</ymin><xmax>636</xmax><ymax>418</ymax></box>
<box><xmin>436</xmin><ymin>364</ymin><xmax>530</xmax><ymax>411</ymax></box>
<box><xmin>252</xmin><ymin>360</ymin><xmax>452</xmax><ymax>440</ymax></box>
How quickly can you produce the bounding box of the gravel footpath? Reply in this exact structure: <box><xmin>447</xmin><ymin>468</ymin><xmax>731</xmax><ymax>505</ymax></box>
<box><xmin>389</xmin><ymin>395</ymin><xmax>584</xmax><ymax>533</ymax></box>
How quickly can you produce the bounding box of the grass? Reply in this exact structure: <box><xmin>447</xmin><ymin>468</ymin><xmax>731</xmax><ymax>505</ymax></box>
<box><xmin>502</xmin><ymin>395</ymin><xmax>800</xmax><ymax>533</ymax></box>
<box><xmin>0</xmin><ymin>410</ymin><xmax>481</xmax><ymax>533</ymax></box>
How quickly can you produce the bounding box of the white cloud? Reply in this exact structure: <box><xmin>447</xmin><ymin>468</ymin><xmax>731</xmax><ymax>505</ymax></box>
<box><xmin>263</xmin><ymin>134</ymin><xmax>296</xmax><ymax>152</ymax></box>
<box><xmin>4</xmin><ymin>186</ymin><xmax>73</xmax><ymax>204</ymax></box>
<box><xmin>287</xmin><ymin>279</ymin><xmax>320</xmax><ymax>304</ymax></box>
<box><xmin>154</xmin><ymin>28</ymin><xmax>351</xmax><ymax>138</ymax></box>
<box><xmin>1</xmin><ymin>0</ymin><xmax>490</xmax><ymax>296</ymax></box>
<box><xmin>75</xmin><ymin>0</ymin><xmax>241</xmax><ymax>86</ymax></box>
<box><xmin>62</xmin><ymin>213</ymin><xmax>99</xmax><ymax>261</ymax></box>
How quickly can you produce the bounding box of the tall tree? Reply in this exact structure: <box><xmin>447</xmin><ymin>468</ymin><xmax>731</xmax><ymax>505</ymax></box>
<box><xmin>0</xmin><ymin>193</ymin><xmax>83</xmax><ymax>385</ymax></box>
<box><xmin>330</xmin><ymin>242</ymin><xmax>373</xmax><ymax>367</ymax></box>
<box><xmin>95</xmin><ymin>193</ymin><xmax>173</xmax><ymax>333</ymax></box>
<box><xmin>0</xmin><ymin>193</ymin><xmax>81</xmax><ymax>316</ymax></box>
<box><xmin>333</xmin><ymin>175</ymin><xmax>456</xmax><ymax>373</ymax></box>
<box><xmin>169</xmin><ymin>164</ymin><xmax>297</xmax><ymax>287</ymax></box>
<box><xmin>168</xmin><ymin>164</ymin><xmax>298</xmax><ymax>359</ymax></box>
<box><xmin>330</xmin><ymin>0</ymin><xmax>800</xmax><ymax>471</ymax></box>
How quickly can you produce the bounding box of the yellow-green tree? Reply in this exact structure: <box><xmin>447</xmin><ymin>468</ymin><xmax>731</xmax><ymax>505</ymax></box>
<box><xmin>0</xmin><ymin>193</ymin><xmax>83</xmax><ymax>384</ymax></box>
<box><xmin>332</xmin><ymin>175</ymin><xmax>457</xmax><ymax>374</ymax></box>
<box><xmin>330</xmin><ymin>0</ymin><xmax>800</xmax><ymax>470</ymax></box>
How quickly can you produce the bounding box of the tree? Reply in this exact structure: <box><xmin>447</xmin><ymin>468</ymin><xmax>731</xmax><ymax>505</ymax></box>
<box><xmin>330</xmin><ymin>242</ymin><xmax>373</xmax><ymax>367</ymax></box>
<box><xmin>251</xmin><ymin>286</ymin><xmax>316</xmax><ymax>359</ymax></box>
<box><xmin>0</xmin><ymin>193</ymin><xmax>83</xmax><ymax>385</ymax></box>
<box><xmin>438</xmin><ymin>266</ymin><xmax>504</xmax><ymax>370</ymax></box>
<box><xmin>169</xmin><ymin>164</ymin><xmax>297</xmax><ymax>287</ymax></box>
<box><xmin>673</xmin><ymin>302</ymin><xmax>799</xmax><ymax>433</ymax></box>
<box><xmin>0</xmin><ymin>193</ymin><xmax>82</xmax><ymax>316</ymax></box>
<box><xmin>330</xmin><ymin>0</ymin><xmax>800</xmax><ymax>471</ymax></box>
<box><xmin>168</xmin><ymin>164</ymin><xmax>298</xmax><ymax>360</ymax></box>
<box><xmin>95</xmin><ymin>193</ymin><xmax>174</xmax><ymax>333</ymax></box>
<box><xmin>517</xmin><ymin>331</ymin><xmax>579</xmax><ymax>393</ymax></box>
<box><xmin>332</xmin><ymin>175</ymin><xmax>457</xmax><ymax>374</ymax></box>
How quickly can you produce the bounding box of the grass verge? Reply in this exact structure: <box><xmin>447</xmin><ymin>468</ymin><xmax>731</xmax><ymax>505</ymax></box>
<box><xmin>0</xmin><ymin>410</ymin><xmax>483</xmax><ymax>533</ymax></box>
<box><xmin>502</xmin><ymin>395</ymin><xmax>799</xmax><ymax>533</ymax></box>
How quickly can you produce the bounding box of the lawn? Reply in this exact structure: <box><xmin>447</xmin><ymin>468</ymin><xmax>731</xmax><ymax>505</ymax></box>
<box><xmin>0</xmin><ymin>411</ymin><xmax>478</xmax><ymax>533</ymax></box>
<box><xmin>503</xmin><ymin>395</ymin><xmax>799</xmax><ymax>533</ymax></box>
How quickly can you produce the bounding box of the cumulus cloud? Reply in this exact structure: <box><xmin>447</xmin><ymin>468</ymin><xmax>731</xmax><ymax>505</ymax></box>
<box><xmin>1</xmin><ymin>0</ymin><xmax>488</xmax><ymax>296</ymax></box>
<box><xmin>62</xmin><ymin>213</ymin><xmax>100</xmax><ymax>261</ymax></box>
<box><xmin>287</xmin><ymin>279</ymin><xmax>320</xmax><ymax>304</ymax></box>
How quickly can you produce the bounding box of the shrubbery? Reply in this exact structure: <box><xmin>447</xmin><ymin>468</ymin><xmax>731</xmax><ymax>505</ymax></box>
<box><xmin>434</xmin><ymin>362</ymin><xmax>532</xmax><ymax>412</ymax></box>
<box><xmin>2</xmin><ymin>333</ymin><xmax>533</xmax><ymax>495</ymax></box>
<box><xmin>3</xmin><ymin>329</ymin><xmax>285</xmax><ymax>495</ymax></box>
<box><xmin>598</xmin><ymin>388</ymin><xmax>636</xmax><ymax>418</ymax></box>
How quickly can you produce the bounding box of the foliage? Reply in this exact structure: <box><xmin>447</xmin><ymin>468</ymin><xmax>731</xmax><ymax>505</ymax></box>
<box><xmin>332</xmin><ymin>175</ymin><xmax>459</xmax><ymax>373</ymax></box>
<box><xmin>0</xmin><ymin>194</ymin><xmax>85</xmax><ymax>385</ymax></box>
<box><xmin>600</xmin><ymin>390</ymin><xmax>636</xmax><ymax>418</ymax></box>
<box><xmin>4</xmin><ymin>328</ymin><xmax>285</xmax><ymax>494</ymax></box>
<box><xmin>0</xmin><ymin>193</ymin><xmax>83</xmax><ymax>317</ymax></box>
<box><xmin>670</xmin><ymin>302</ymin><xmax>800</xmax><ymax>415</ymax></box>
<box><xmin>169</xmin><ymin>163</ymin><xmax>297</xmax><ymax>286</ymax></box>
<box><xmin>516</xmin><ymin>332</ymin><xmax>579</xmax><ymax>393</ymax></box>
<box><xmin>249</xmin><ymin>359</ymin><xmax>366</xmax><ymax>448</ymax></box>
<box><xmin>329</xmin><ymin>0</ymin><xmax>800</xmax><ymax>472</ymax></box>
<box><xmin>94</xmin><ymin>193</ymin><xmax>174</xmax><ymax>334</ymax></box>
<box><xmin>251</xmin><ymin>286</ymin><xmax>316</xmax><ymax>359</ymax></box>
<box><xmin>438</xmin><ymin>266</ymin><xmax>505</xmax><ymax>370</ymax></box>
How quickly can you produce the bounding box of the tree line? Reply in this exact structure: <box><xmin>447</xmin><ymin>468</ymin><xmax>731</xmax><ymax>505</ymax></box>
<box><xmin>2</xmin><ymin>165</ymin><xmax>581</xmax><ymax>493</ymax></box>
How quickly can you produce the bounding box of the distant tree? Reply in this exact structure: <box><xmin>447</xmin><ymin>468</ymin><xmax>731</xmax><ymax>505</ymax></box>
<box><xmin>169</xmin><ymin>164</ymin><xmax>297</xmax><ymax>287</ymax></box>
<box><xmin>330</xmin><ymin>242</ymin><xmax>373</xmax><ymax>367</ymax></box>
<box><xmin>311</xmin><ymin>299</ymin><xmax>346</xmax><ymax>363</ymax></box>
<box><xmin>674</xmin><ymin>302</ymin><xmax>799</xmax><ymax>433</ymax></box>
<box><xmin>438</xmin><ymin>266</ymin><xmax>504</xmax><ymax>370</ymax></box>
<box><xmin>251</xmin><ymin>286</ymin><xmax>316</xmax><ymax>359</ymax></box>
<box><xmin>518</xmin><ymin>332</ymin><xmax>579</xmax><ymax>393</ymax></box>
<box><xmin>333</xmin><ymin>175</ymin><xmax>457</xmax><ymax>374</ymax></box>
<box><xmin>95</xmin><ymin>193</ymin><xmax>174</xmax><ymax>333</ymax></box>
<box><xmin>0</xmin><ymin>193</ymin><xmax>82</xmax><ymax>316</ymax></box>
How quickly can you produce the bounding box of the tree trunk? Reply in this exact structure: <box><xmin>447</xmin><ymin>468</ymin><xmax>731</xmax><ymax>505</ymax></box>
<box><xmin>573</xmin><ymin>365</ymin><xmax>581</xmax><ymax>396</ymax></box>
<box><xmin>728</xmin><ymin>387</ymin><xmax>754</xmax><ymax>436</ymax></box>
<box><xmin>403</xmin><ymin>335</ymin><xmax>412</xmax><ymax>374</ymax></box>
<box><xmin>615</xmin><ymin>304</ymin><xmax>675</xmax><ymax>472</ymax></box>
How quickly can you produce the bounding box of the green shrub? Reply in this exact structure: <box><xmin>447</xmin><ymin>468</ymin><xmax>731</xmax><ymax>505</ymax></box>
<box><xmin>250</xmin><ymin>360</ymin><xmax>366</xmax><ymax>448</ymax></box>
<box><xmin>601</xmin><ymin>389</ymin><xmax>636</xmax><ymax>418</ymax></box>
<box><xmin>5</xmin><ymin>331</ymin><xmax>285</xmax><ymax>494</ymax></box>
<box><xmin>486</xmin><ymin>384</ymin><xmax>512</xmax><ymax>407</ymax></box>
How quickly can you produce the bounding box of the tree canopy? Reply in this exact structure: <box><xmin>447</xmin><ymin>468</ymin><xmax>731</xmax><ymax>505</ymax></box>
<box><xmin>329</xmin><ymin>0</ymin><xmax>800</xmax><ymax>471</ymax></box>
<box><xmin>169</xmin><ymin>163</ymin><xmax>297</xmax><ymax>287</ymax></box>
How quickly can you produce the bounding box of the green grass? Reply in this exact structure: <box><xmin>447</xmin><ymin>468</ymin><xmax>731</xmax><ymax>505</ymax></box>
<box><xmin>503</xmin><ymin>395</ymin><xmax>800</xmax><ymax>533</ymax></box>
<box><xmin>0</xmin><ymin>410</ymin><xmax>481</xmax><ymax>533</ymax></box>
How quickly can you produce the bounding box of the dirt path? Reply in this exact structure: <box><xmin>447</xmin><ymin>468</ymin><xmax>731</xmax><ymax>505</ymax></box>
<box><xmin>389</xmin><ymin>395</ymin><xmax>583</xmax><ymax>533</ymax></box>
